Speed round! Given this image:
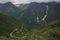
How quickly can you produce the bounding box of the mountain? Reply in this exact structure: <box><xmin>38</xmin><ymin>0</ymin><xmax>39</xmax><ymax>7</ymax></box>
<box><xmin>0</xmin><ymin>2</ymin><xmax>20</xmax><ymax>18</ymax></box>
<box><xmin>18</xmin><ymin>2</ymin><xmax>60</xmax><ymax>24</ymax></box>
<box><xmin>0</xmin><ymin>2</ymin><xmax>60</xmax><ymax>24</ymax></box>
<box><xmin>18</xmin><ymin>2</ymin><xmax>46</xmax><ymax>24</ymax></box>
<box><xmin>0</xmin><ymin>2</ymin><xmax>60</xmax><ymax>39</ymax></box>
<box><xmin>46</xmin><ymin>2</ymin><xmax>60</xmax><ymax>22</ymax></box>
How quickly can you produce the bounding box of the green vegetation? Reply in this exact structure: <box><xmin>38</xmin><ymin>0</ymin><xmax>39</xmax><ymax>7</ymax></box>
<box><xmin>0</xmin><ymin>12</ymin><xmax>19</xmax><ymax>37</ymax></box>
<box><xmin>9</xmin><ymin>19</ymin><xmax>60</xmax><ymax>40</ymax></box>
<box><xmin>0</xmin><ymin>12</ymin><xmax>60</xmax><ymax>40</ymax></box>
<box><xmin>0</xmin><ymin>2</ymin><xmax>60</xmax><ymax>40</ymax></box>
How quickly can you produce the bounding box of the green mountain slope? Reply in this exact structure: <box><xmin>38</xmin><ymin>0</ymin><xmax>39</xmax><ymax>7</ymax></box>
<box><xmin>18</xmin><ymin>2</ymin><xmax>60</xmax><ymax>24</ymax></box>
<box><xmin>9</xmin><ymin>19</ymin><xmax>60</xmax><ymax>40</ymax></box>
<box><xmin>0</xmin><ymin>12</ymin><xmax>19</xmax><ymax>37</ymax></box>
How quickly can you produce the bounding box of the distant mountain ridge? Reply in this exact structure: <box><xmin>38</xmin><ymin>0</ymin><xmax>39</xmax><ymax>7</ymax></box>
<box><xmin>18</xmin><ymin>2</ymin><xmax>60</xmax><ymax>24</ymax></box>
<box><xmin>0</xmin><ymin>2</ymin><xmax>60</xmax><ymax>24</ymax></box>
<box><xmin>0</xmin><ymin>2</ymin><xmax>21</xmax><ymax>18</ymax></box>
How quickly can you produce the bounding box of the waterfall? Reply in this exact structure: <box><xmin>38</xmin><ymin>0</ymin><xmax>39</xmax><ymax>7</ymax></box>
<box><xmin>37</xmin><ymin>15</ymin><xmax>39</xmax><ymax>23</ymax></box>
<box><xmin>42</xmin><ymin>5</ymin><xmax>48</xmax><ymax>23</ymax></box>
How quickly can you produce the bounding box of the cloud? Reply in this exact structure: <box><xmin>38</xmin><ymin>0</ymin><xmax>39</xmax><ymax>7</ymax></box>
<box><xmin>0</xmin><ymin>0</ymin><xmax>60</xmax><ymax>4</ymax></box>
<box><xmin>13</xmin><ymin>0</ymin><xmax>29</xmax><ymax>4</ymax></box>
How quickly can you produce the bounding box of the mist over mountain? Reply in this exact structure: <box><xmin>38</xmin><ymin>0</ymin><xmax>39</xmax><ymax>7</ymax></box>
<box><xmin>0</xmin><ymin>0</ymin><xmax>60</xmax><ymax>4</ymax></box>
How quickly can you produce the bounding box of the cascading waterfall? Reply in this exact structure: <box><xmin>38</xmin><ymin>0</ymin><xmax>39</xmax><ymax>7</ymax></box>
<box><xmin>36</xmin><ymin>11</ymin><xmax>39</xmax><ymax>23</ymax></box>
<box><xmin>42</xmin><ymin>5</ymin><xmax>48</xmax><ymax>23</ymax></box>
<box><xmin>37</xmin><ymin>15</ymin><xmax>39</xmax><ymax>23</ymax></box>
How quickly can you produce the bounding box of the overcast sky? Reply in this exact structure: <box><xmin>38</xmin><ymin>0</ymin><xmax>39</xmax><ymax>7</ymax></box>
<box><xmin>0</xmin><ymin>0</ymin><xmax>60</xmax><ymax>4</ymax></box>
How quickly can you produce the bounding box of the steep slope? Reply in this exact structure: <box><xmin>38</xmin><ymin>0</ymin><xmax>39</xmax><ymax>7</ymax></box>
<box><xmin>0</xmin><ymin>2</ymin><xmax>60</xmax><ymax>24</ymax></box>
<box><xmin>18</xmin><ymin>2</ymin><xmax>46</xmax><ymax>24</ymax></box>
<box><xmin>0</xmin><ymin>2</ymin><xmax>20</xmax><ymax>18</ymax></box>
<box><xmin>18</xmin><ymin>2</ymin><xmax>60</xmax><ymax>24</ymax></box>
<box><xmin>0</xmin><ymin>12</ymin><xmax>19</xmax><ymax>37</ymax></box>
<box><xmin>46</xmin><ymin>2</ymin><xmax>60</xmax><ymax>22</ymax></box>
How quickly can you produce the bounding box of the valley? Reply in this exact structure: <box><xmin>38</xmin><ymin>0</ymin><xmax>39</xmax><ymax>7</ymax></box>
<box><xmin>0</xmin><ymin>2</ymin><xmax>60</xmax><ymax>40</ymax></box>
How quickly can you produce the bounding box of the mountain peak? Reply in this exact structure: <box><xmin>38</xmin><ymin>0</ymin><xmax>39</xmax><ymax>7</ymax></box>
<box><xmin>3</xmin><ymin>2</ymin><xmax>13</xmax><ymax>5</ymax></box>
<box><xmin>5</xmin><ymin>2</ymin><xmax>12</xmax><ymax>4</ymax></box>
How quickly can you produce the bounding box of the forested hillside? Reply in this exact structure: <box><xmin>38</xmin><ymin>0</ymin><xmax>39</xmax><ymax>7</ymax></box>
<box><xmin>0</xmin><ymin>12</ymin><xmax>20</xmax><ymax>37</ymax></box>
<box><xmin>9</xmin><ymin>19</ymin><xmax>60</xmax><ymax>40</ymax></box>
